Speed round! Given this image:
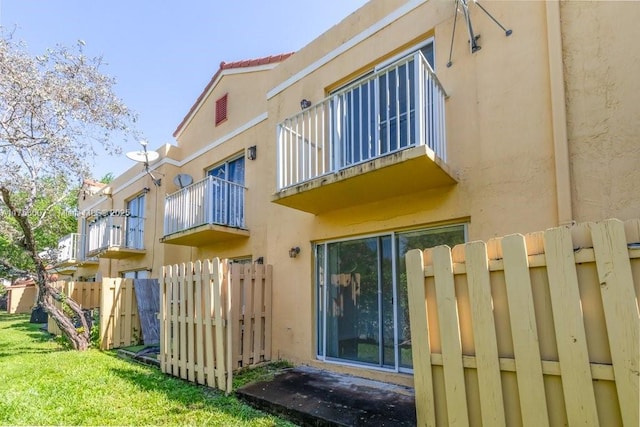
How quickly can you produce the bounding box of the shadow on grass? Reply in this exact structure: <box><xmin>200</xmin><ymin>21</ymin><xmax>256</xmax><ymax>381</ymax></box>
<box><xmin>0</xmin><ymin>312</ymin><xmax>65</xmax><ymax>358</ymax></box>
<box><xmin>107</xmin><ymin>359</ymin><xmax>290</xmax><ymax>426</ymax></box>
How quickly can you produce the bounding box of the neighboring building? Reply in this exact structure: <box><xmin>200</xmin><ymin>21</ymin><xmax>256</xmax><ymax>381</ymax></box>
<box><xmin>56</xmin><ymin>0</ymin><xmax>640</xmax><ymax>386</ymax></box>
<box><xmin>6</xmin><ymin>278</ymin><xmax>37</xmax><ymax>314</ymax></box>
<box><xmin>60</xmin><ymin>53</ymin><xmax>293</xmax><ymax>282</ymax></box>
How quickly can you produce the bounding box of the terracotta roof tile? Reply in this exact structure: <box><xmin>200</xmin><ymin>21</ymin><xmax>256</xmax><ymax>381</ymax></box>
<box><xmin>173</xmin><ymin>52</ymin><xmax>295</xmax><ymax>137</ymax></box>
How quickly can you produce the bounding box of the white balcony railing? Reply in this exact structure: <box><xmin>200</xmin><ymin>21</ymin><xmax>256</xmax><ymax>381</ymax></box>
<box><xmin>56</xmin><ymin>233</ymin><xmax>97</xmax><ymax>264</ymax></box>
<box><xmin>57</xmin><ymin>233</ymin><xmax>81</xmax><ymax>263</ymax></box>
<box><xmin>87</xmin><ymin>215</ymin><xmax>144</xmax><ymax>254</ymax></box>
<box><xmin>163</xmin><ymin>175</ymin><xmax>246</xmax><ymax>237</ymax></box>
<box><xmin>277</xmin><ymin>51</ymin><xmax>447</xmax><ymax>190</ymax></box>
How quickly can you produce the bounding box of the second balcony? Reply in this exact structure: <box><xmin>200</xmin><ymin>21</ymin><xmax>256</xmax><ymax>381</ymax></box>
<box><xmin>273</xmin><ymin>51</ymin><xmax>457</xmax><ymax>214</ymax></box>
<box><xmin>86</xmin><ymin>215</ymin><xmax>146</xmax><ymax>259</ymax></box>
<box><xmin>161</xmin><ymin>175</ymin><xmax>249</xmax><ymax>246</ymax></box>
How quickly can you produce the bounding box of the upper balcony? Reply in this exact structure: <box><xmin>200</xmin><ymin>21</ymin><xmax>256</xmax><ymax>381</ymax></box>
<box><xmin>86</xmin><ymin>215</ymin><xmax>146</xmax><ymax>259</ymax></box>
<box><xmin>161</xmin><ymin>175</ymin><xmax>249</xmax><ymax>246</ymax></box>
<box><xmin>55</xmin><ymin>233</ymin><xmax>98</xmax><ymax>273</ymax></box>
<box><xmin>273</xmin><ymin>51</ymin><xmax>457</xmax><ymax>214</ymax></box>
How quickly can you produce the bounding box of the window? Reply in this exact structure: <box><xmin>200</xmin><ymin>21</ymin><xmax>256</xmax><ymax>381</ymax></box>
<box><xmin>316</xmin><ymin>224</ymin><xmax>465</xmax><ymax>371</ymax></box>
<box><xmin>207</xmin><ymin>155</ymin><xmax>245</xmax><ymax>228</ymax></box>
<box><xmin>126</xmin><ymin>193</ymin><xmax>145</xmax><ymax>249</ymax></box>
<box><xmin>215</xmin><ymin>93</ymin><xmax>228</xmax><ymax>126</ymax></box>
<box><xmin>122</xmin><ymin>270</ymin><xmax>149</xmax><ymax>279</ymax></box>
<box><xmin>331</xmin><ymin>40</ymin><xmax>435</xmax><ymax>169</ymax></box>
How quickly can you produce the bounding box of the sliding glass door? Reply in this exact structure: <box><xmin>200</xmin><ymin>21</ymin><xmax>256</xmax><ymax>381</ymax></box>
<box><xmin>316</xmin><ymin>224</ymin><xmax>465</xmax><ymax>371</ymax></box>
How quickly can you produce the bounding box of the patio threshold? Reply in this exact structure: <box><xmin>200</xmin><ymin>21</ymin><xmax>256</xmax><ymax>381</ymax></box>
<box><xmin>236</xmin><ymin>365</ymin><xmax>416</xmax><ymax>426</ymax></box>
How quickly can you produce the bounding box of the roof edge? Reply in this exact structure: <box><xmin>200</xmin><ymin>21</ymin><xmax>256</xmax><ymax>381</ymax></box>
<box><xmin>173</xmin><ymin>52</ymin><xmax>294</xmax><ymax>138</ymax></box>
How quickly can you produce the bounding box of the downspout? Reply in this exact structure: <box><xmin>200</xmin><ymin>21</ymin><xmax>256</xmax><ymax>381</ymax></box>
<box><xmin>545</xmin><ymin>0</ymin><xmax>573</xmax><ymax>225</ymax></box>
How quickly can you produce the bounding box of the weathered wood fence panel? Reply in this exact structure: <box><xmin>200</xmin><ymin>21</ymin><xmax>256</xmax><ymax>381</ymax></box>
<box><xmin>48</xmin><ymin>281</ymin><xmax>101</xmax><ymax>336</ymax></box>
<box><xmin>100</xmin><ymin>278</ymin><xmax>141</xmax><ymax>350</ymax></box>
<box><xmin>159</xmin><ymin>258</ymin><xmax>272</xmax><ymax>393</ymax></box>
<box><xmin>133</xmin><ymin>278</ymin><xmax>161</xmax><ymax>345</ymax></box>
<box><xmin>407</xmin><ymin>218</ymin><xmax>639</xmax><ymax>426</ymax></box>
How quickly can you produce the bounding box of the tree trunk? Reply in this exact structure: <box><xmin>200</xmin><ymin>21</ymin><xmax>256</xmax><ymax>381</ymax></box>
<box><xmin>1</xmin><ymin>187</ymin><xmax>92</xmax><ymax>351</ymax></box>
<box><xmin>39</xmin><ymin>279</ymin><xmax>91</xmax><ymax>351</ymax></box>
<box><xmin>32</xmin><ymin>248</ymin><xmax>91</xmax><ymax>350</ymax></box>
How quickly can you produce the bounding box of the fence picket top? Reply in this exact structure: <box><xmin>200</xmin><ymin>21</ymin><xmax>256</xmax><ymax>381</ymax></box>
<box><xmin>422</xmin><ymin>248</ymin><xmax>434</xmax><ymax>266</ymax></box>
<box><xmin>451</xmin><ymin>244</ymin><xmax>465</xmax><ymax>263</ymax></box>
<box><xmin>487</xmin><ymin>237</ymin><xmax>503</xmax><ymax>260</ymax></box>
<box><xmin>524</xmin><ymin>231</ymin><xmax>545</xmax><ymax>256</ymax></box>
<box><xmin>624</xmin><ymin>218</ymin><xmax>640</xmax><ymax>244</ymax></box>
<box><xmin>570</xmin><ymin>222</ymin><xmax>593</xmax><ymax>250</ymax></box>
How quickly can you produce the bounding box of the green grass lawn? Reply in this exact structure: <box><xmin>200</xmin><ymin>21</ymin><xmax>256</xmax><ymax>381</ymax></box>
<box><xmin>0</xmin><ymin>313</ymin><xmax>296</xmax><ymax>426</ymax></box>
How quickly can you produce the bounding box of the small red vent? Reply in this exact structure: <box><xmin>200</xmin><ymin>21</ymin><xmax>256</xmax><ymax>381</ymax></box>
<box><xmin>215</xmin><ymin>94</ymin><xmax>228</xmax><ymax>126</ymax></box>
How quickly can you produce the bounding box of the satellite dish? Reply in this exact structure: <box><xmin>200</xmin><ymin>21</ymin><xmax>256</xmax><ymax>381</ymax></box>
<box><xmin>126</xmin><ymin>150</ymin><xmax>159</xmax><ymax>163</ymax></box>
<box><xmin>173</xmin><ymin>173</ymin><xmax>193</xmax><ymax>188</ymax></box>
<box><xmin>125</xmin><ymin>141</ymin><xmax>162</xmax><ymax>186</ymax></box>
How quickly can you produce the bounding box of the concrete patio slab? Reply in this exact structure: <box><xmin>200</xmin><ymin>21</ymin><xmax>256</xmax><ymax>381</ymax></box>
<box><xmin>236</xmin><ymin>365</ymin><xmax>416</xmax><ymax>426</ymax></box>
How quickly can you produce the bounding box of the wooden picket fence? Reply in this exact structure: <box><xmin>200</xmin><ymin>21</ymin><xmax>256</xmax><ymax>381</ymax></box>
<box><xmin>159</xmin><ymin>259</ymin><xmax>272</xmax><ymax>393</ymax></box>
<box><xmin>406</xmin><ymin>218</ymin><xmax>639</xmax><ymax>427</ymax></box>
<box><xmin>47</xmin><ymin>281</ymin><xmax>101</xmax><ymax>336</ymax></box>
<box><xmin>100</xmin><ymin>278</ymin><xmax>141</xmax><ymax>350</ymax></box>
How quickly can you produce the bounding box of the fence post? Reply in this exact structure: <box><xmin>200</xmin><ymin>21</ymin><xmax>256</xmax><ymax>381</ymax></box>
<box><xmin>406</xmin><ymin>249</ymin><xmax>436</xmax><ymax>427</ymax></box>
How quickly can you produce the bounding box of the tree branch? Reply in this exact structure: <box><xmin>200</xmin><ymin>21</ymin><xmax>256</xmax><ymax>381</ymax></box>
<box><xmin>0</xmin><ymin>258</ymin><xmax>30</xmax><ymax>278</ymax></box>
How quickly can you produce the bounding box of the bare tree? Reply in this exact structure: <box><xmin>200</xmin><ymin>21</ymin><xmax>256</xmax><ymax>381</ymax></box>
<box><xmin>0</xmin><ymin>36</ymin><xmax>136</xmax><ymax>350</ymax></box>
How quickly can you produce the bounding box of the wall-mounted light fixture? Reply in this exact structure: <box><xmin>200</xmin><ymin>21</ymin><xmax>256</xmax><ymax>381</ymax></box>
<box><xmin>289</xmin><ymin>246</ymin><xmax>300</xmax><ymax>258</ymax></box>
<box><xmin>300</xmin><ymin>99</ymin><xmax>312</xmax><ymax>110</ymax></box>
<box><xmin>247</xmin><ymin>145</ymin><xmax>257</xmax><ymax>161</ymax></box>
<box><xmin>142</xmin><ymin>187</ymin><xmax>151</xmax><ymax>194</ymax></box>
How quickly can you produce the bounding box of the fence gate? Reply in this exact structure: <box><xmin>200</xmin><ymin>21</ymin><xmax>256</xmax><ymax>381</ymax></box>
<box><xmin>406</xmin><ymin>218</ymin><xmax>639</xmax><ymax>426</ymax></box>
<box><xmin>100</xmin><ymin>278</ymin><xmax>141</xmax><ymax>350</ymax></box>
<box><xmin>159</xmin><ymin>258</ymin><xmax>272</xmax><ymax>393</ymax></box>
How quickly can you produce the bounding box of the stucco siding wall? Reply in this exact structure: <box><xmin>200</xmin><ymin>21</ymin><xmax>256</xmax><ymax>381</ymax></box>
<box><xmin>265</xmin><ymin>0</ymin><xmax>560</xmax><ymax>368</ymax></box>
<box><xmin>561</xmin><ymin>1</ymin><xmax>640</xmax><ymax>222</ymax></box>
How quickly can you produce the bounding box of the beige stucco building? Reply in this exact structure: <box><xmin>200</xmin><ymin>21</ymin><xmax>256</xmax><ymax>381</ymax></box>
<box><xmin>57</xmin><ymin>0</ymin><xmax>639</xmax><ymax>385</ymax></box>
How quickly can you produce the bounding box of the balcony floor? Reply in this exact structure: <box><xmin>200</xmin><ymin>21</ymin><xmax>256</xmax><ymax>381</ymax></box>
<box><xmin>54</xmin><ymin>258</ymin><xmax>99</xmax><ymax>274</ymax></box>
<box><xmin>54</xmin><ymin>263</ymin><xmax>78</xmax><ymax>275</ymax></box>
<box><xmin>272</xmin><ymin>145</ymin><xmax>457</xmax><ymax>214</ymax></box>
<box><xmin>88</xmin><ymin>247</ymin><xmax>146</xmax><ymax>259</ymax></box>
<box><xmin>160</xmin><ymin>223</ymin><xmax>250</xmax><ymax>246</ymax></box>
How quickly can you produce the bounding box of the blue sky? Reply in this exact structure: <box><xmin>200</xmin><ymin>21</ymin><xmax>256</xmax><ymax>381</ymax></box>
<box><xmin>0</xmin><ymin>0</ymin><xmax>368</xmax><ymax>179</ymax></box>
